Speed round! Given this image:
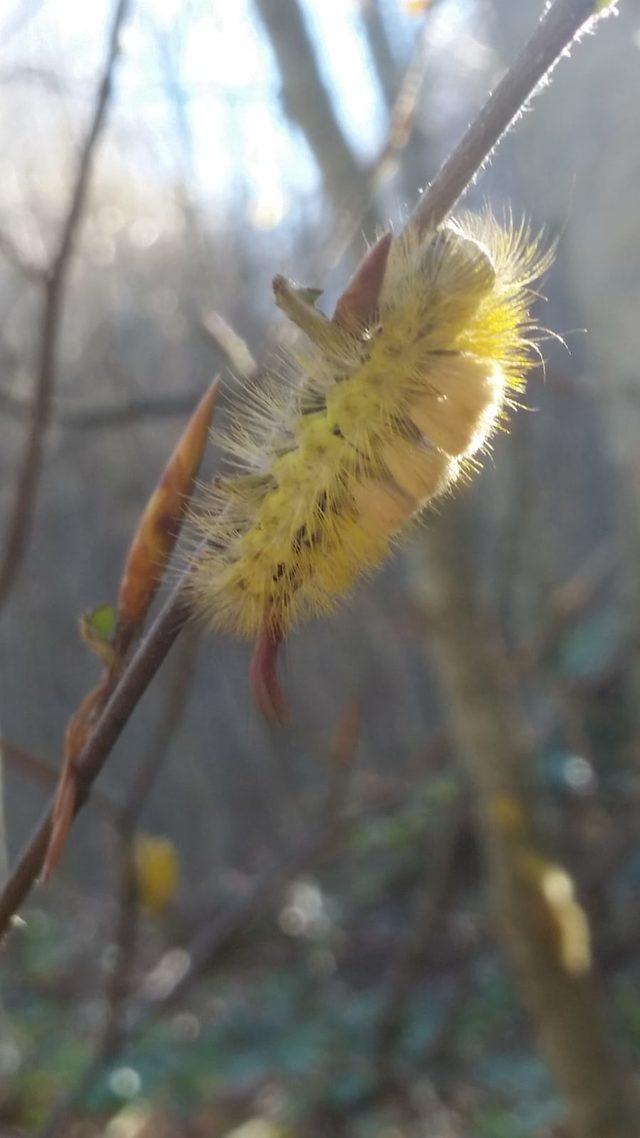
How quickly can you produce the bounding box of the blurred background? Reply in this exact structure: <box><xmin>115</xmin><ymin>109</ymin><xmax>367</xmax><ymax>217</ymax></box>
<box><xmin>1</xmin><ymin>1</ymin><xmax>640</xmax><ymax>1135</ymax></box>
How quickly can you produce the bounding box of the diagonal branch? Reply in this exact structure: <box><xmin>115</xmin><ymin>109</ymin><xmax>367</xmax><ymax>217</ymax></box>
<box><xmin>0</xmin><ymin>0</ymin><xmax>618</xmax><ymax>934</ymax></box>
<box><xmin>0</xmin><ymin>0</ymin><xmax>131</xmax><ymax>611</ymax></box>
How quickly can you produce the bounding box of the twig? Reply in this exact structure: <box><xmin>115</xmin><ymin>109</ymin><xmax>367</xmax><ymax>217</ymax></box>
<box><xmin>0</xmin><ymin>0</ymin><xmax>618</xmax><ymax>933</ymax></box>
<box><xmin>360</xmin><ymin>0</ymin><xmax>399</xmax><ymax>111</ymax></box>
<box><xmin>0</xmin><ymin>0</ymin><xmax>130</xmax><ymax>611</ymax></box>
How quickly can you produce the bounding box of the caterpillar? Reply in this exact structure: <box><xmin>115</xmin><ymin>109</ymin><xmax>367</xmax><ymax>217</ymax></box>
<box><xmin>189</xmin><ymin>212</ymin><xmax>552</xmax><ymax>720</ymax></box>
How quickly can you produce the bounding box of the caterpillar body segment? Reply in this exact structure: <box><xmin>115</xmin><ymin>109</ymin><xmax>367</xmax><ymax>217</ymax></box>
<box><xmin>190</xmin><ymin>213</ymin><xmax>550</xmax><ymax>655</ymax></box>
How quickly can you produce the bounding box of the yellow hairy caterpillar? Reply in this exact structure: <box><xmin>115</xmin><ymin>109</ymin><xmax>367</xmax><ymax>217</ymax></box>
<box><xmin>189</xmin><ymin>213</ymin><xmax>552</xmax><ymax>719</ymax></box>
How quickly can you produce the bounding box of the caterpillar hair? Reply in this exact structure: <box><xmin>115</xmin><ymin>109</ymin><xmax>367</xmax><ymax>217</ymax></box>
<box><xmin>189</xmin><ymin>212</ymin><xmax>553</xmax><ymax>720</ymax></box>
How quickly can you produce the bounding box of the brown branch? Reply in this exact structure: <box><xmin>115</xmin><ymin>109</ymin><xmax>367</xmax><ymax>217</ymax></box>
<box><xmin>121</xmin><ymin>630</ymin><xmax>199</xmax><ymax>829</ymax></box>
<box><xmin>0</xmin><ymin>0</ymin><xmax>618</xmax><ymax>935</ymax></box>
<box><xmin>0</xmin><ymin>0</ymin><xmax>130</xmax><ymax>611</ymax></box>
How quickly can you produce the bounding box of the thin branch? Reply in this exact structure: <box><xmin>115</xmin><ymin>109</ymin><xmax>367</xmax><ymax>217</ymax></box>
<box><xmin>0</xmin><ymin>0</ymin><xmax>618</xmax><ymax>933</ymax></box>
<box><xmin>360</xmin><ymin>0</ymin><xmax>400</xmax><ymax>110</ymax></box>
<box><xmin>0</xmin><ymin>0</ymin><xmax>130</xmax><ymax>611</ymax></box>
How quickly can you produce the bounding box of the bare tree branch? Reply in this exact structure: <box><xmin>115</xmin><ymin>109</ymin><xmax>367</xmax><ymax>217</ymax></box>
<box><xmin>0</xmin><ymin>0</ymin><xmax>131</xmax><ymax>611</ymax></box>
<box><xmin>0</xmin><ymin>0</ymin><xmax>618</xmax><ymax>936</ymax></box>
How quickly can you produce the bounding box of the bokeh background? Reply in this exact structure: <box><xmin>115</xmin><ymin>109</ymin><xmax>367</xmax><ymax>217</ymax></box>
<box><xmin>1</xmin><ymin>1</ymin><xmax>640</xmax><ymax>1135</ymax></box>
